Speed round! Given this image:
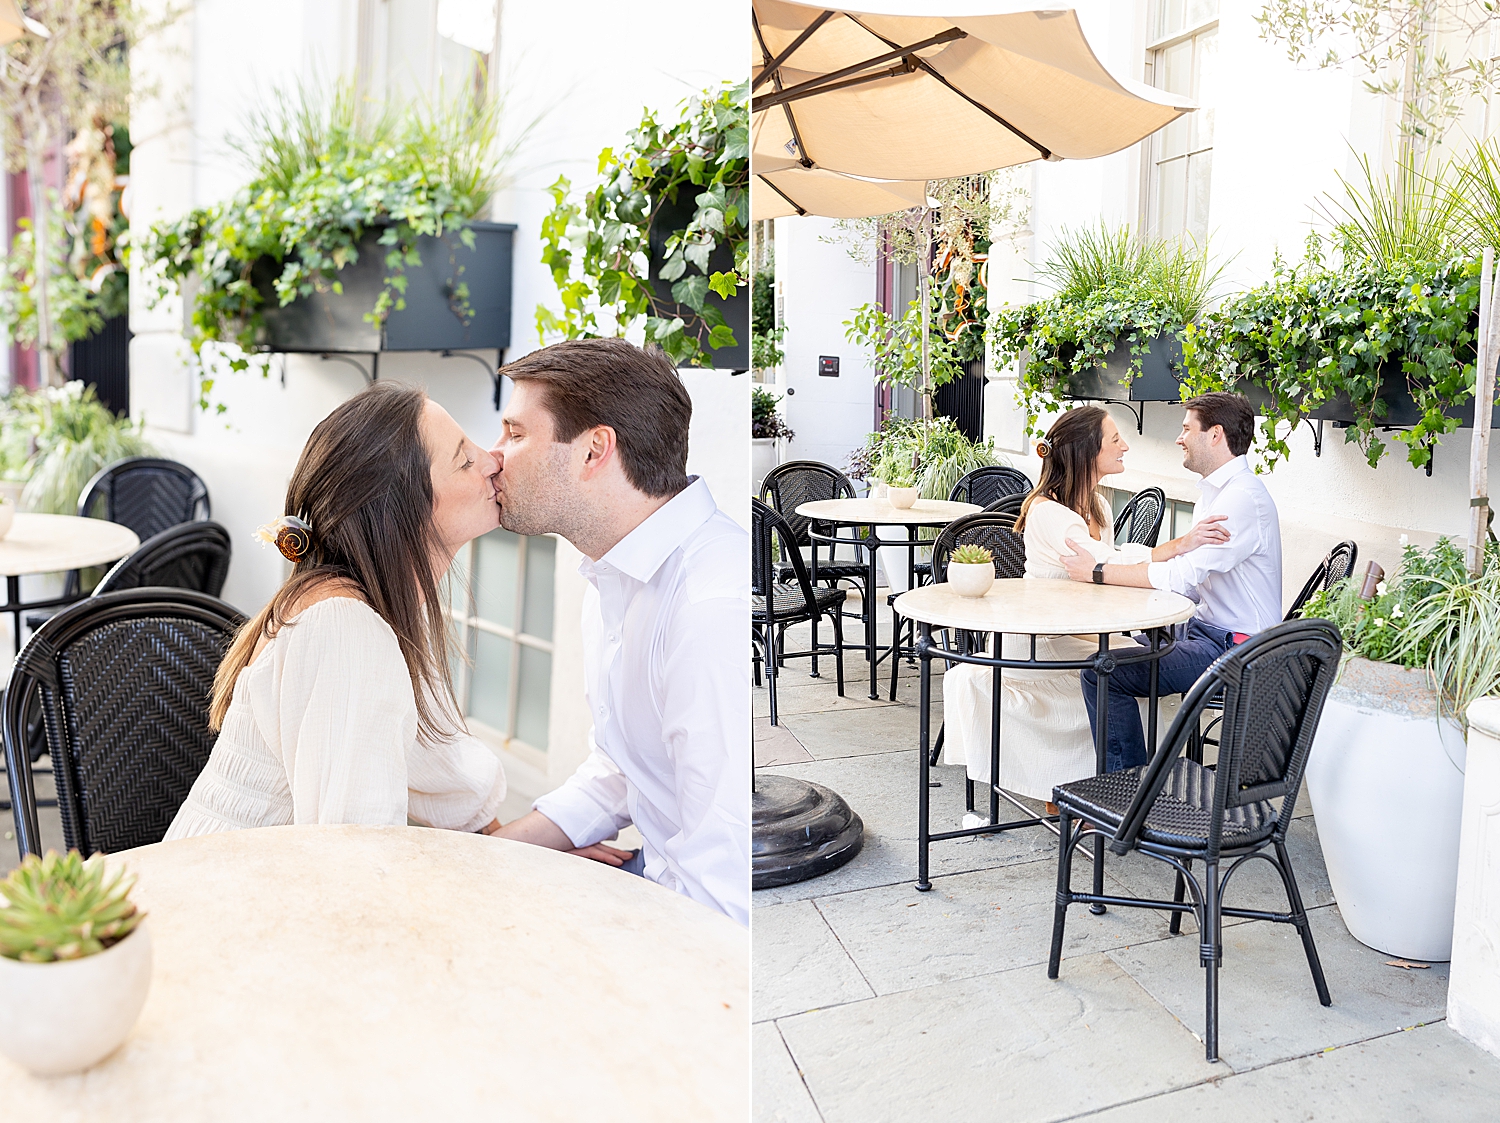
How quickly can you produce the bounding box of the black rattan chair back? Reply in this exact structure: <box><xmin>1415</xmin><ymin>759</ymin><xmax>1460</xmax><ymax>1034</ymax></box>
<box><xmin>752</xmin><ymin>498</ymin><xmax>820</xmax><ymax>619</ymax></box>
<box><xmin>93</xmin><ymin>521</ymin><xmax>233</xmax><ymax>599</ymax></box>
<box><xmin>950</xmin><ymin>466</ymin><xmax>1031</xmax><ymax>507</ymax></box>
<box><xmin>1116</xmin><ymin>486</ymin><xmax>1167</xmax><ymax>547</ymax></box>
<box><xmin>759</xmin><ymin>460</ymin><xmax>855</xmax><ymax>547</ymax></box>
<box><xmin>1285</xmin><ymin>540</ymin><xmax>1359</xmax><ymax>620</ymax></box>
<box><xmin>1111</xmin><ymin>618</ymin><xmax>1343</xmax><ymax>860</ymax></box>
<box><xmin>931</xmin><ymin>509</ymin><xmax>1027</xmax><ymax>584</ymax></box>
<box><xmin>2</xmin><ymin>589</ymin><xmax>244</xmax><ymax>858</ymax></box>
<box><xmin>78</xmin><ymin>456</ymin><xmax>211</xmax><ymax>541</ymax></box>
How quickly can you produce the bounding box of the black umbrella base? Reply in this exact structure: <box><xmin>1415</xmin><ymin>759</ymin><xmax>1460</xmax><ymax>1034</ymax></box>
<box><xmin>753</xmin><ymin>774</ymin><xmax>864</xmax><ymax>890</ymax></box>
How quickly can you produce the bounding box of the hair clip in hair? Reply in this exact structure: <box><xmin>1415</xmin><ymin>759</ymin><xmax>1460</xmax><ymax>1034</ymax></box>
<box><xmin>253</xmin><ymin>515</ymin><xmax>314</xmax><ymax>563</ymax></box>
<box><xmin>1034</xmin><ymin>439</ymin><xmax>1052</xmax><ymax>458</ymax></box>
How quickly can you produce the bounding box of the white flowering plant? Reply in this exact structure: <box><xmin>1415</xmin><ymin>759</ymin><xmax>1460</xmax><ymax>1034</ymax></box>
<box><xmin>1300</xmin><ymin>535</ymin><xmax>1500</xmax><ymax>721</ymax></box>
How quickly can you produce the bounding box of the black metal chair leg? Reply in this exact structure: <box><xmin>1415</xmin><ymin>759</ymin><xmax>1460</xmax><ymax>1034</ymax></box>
<box><xmin>927</xmin><ymin>722</ymin><xmax>945</xmax><ymax>768</ymax></box>
<box><xmin>1170</xmin><ymin>858</ymin><xmax>1192</xmax><ymax>935</ymax></box>
<box><xmin>1273</xmin><ymin>839</ymin><xmax>1332</xmax><ymax>1006</ymax></box>
<box><xmin>1203</xmin><ymin>859</ymin><xmax>1221</xmax><ymax>1063</ymax></box>
<box><xmin>810</xmin><ymin>596</ymin><xmax>821</xmax><ymax>679</ymax></box>
<box><xmin>965</xmin><ymin>776</ymin><xmax>974</xmax><ymax>812</ymax></box>
<box><xmin>832</xmin><ymin>610</ymin><xmax>846</xmax><ymax>697</ymax></box>
<box><xmin>888</xmin><ymin>612</ymin><xmax>902</xmax><ymax>701</ymax></box>
<box><xmin>767</xmin><ymin>627</ymin><xmax>781</xmax><ymax>727</ymax></box>
<box><xmin>1048</xmin><ymin>810</ymin><xmax>1076</xmax><ymax>978</ymax></box>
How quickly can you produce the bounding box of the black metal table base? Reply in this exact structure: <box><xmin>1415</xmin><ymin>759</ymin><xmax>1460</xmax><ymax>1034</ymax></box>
<box><xmin>913</xmin><ymin>623</ymin><xmax>1174</xmax><ymax>906</ymax></box>
<box><xmin>752</xmin><ymin>774</ymin><xmax>864</xmax><ymax>889</ymax></box>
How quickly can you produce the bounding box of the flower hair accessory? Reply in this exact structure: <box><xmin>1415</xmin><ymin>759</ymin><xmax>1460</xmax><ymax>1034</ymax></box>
<box><xmin>1034</xmin><ymin>438</ymin><xmax>1052</xmax><ymax>458</ymax></box>
<box><xmin>253</xmin><ymin>515</ymin><xmax>314</xmax><ymax>563</ymax></box>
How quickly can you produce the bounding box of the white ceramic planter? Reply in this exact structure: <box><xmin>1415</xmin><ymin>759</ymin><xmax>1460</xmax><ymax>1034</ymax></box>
<box><xmin>887</xmin><ymin>486</ymin><xmax>919</xmax><ymax>509</ymax></box>
<box><xmin>947</xmin><ymin>561</ymin><xmax>994</xmax><ymax>598</ymax></box>
<box><xmin>1449</xmin><ymin>698</ymin><xmax>1500</xmax><ymax>1059</ymax></box>
<box><xmin>1306</xmin><ymin>657</ymin><xmax>1466</xmax><ymax>961</ymax></box>
<box><xmin>0</xmin><ymin>920</ymin><xmax>153</xmax><ymax>1075</ymax></box>
<box><xmin>751</xmin><ymin>437</ymin><xmax>778</xmax><ymax>497</ymax></box>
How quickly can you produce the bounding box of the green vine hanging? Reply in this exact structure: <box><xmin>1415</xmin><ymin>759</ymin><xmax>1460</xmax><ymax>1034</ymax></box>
<box><xmin>536</xmin><ymin>80</ymin><xmax>748</xmax><ymax>366</ymax></box>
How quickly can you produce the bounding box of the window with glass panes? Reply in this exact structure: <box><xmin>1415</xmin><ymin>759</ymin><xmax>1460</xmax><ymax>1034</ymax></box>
<box><xmin>1107</xmin><ymin>488</ymin><xmax>1195</xmax><ymax>543</ymax></box>
<box><xmin>1143</xmin><ymin>0</ymin><xmax>1218</xmax><ymax>244</ymax></box>
<box><xmin>448</xmin><ymin>529</ymin><xmax>555</xmax><ymax>761</ymax></box>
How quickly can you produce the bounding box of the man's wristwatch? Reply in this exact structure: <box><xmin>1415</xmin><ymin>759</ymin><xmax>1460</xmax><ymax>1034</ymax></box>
<box><xmin>1092</xmin><ymin>562</ymin><xmax>1106</xmax><ymax>585</ymax></box>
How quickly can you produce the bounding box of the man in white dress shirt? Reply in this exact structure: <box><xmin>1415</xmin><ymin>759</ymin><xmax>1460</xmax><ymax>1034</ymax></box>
<box><xmin>1060</xmin><ymin>392</ymin><xmax>1283</xmax><ymax>772</ymax></box>
<box><xmin>485</xmin><ymin>338</ymin><xmax>749</xmax><ymax>926</ymax></box>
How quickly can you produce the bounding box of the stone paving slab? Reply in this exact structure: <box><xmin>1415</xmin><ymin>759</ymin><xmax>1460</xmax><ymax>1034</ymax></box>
<box><xmin>755</xmin><ymin>719</ymin><xmax>815</xmax><ymax>767</ymax></box>
<box><xmin>754</xmin><ymin>898</ymin><xmax>875</xmax><ymax>1021</ymax></box>
<box><xmin>1080</xmin><ymin>1022</ymin><xmax>1500</xmax><ymax>1122</ymax></box>
<box><xmin>753</xmin><ymin>1021</ymin><xmax>822</xmax><ymax>1123</ymax></box>
<box><xmin>1105</xmin><ymin>905</ymin><xmax>1449</xmax><ymax>1071</ymax></box>
<box><xmin>776</xmin><ymin>953</ymin><xmax>1222</xmax><ymax>1123</ymax></box>
<box><xmin>815</xmin><ymin>854</ymin><xmax>1176</xmax><ymax>996</ymax></box>
<box><xmin>753</xmin><ymin>755</ymin><xmax>1055</xmax><ymax>906</ymax></box>
<box><xmin>779</xmin><ymin>701</ymin><xmax>944</xmax><ymax>761</ymax></box>
<box><xmin>754</xmin><ymin>681</ymin><xmax>900</xmax><ymax>720</ymax></box>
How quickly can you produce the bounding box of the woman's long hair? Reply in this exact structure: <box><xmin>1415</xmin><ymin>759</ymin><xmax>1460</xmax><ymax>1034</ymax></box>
<box><xmin>1015</xmin><ymin>406</ymin><xmax>1111</xmax><ymax>534</ymax></box>
<box><xmin>209</xmin><ymin>382</ymin><xmax>458</xmax><ymax>743</ymax></box>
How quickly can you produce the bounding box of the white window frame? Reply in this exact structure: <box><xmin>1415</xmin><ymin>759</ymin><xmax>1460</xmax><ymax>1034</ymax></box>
<box><xmin>1141</xmin><ymin>8</ymin><xmax>1219</xmax><ymax>243</ymax></box>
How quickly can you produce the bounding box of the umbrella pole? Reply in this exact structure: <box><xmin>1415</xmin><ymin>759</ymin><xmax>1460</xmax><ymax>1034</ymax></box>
<box><xmin>920</xmin><ymin>206</ymin><xmax>932</xmax><ymax>421</ymax></box>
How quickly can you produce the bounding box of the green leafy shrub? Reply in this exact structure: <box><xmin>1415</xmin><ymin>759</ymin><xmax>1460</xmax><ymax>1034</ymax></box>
<box><xmin>844</xmin><ymin>296</ymin><xmax>963</xmax><ymax>395</ymax></box>
<box><xmin>950</xmin><ymin>543</ymin><xmax>993</xmax><ymax>566</ymax></box>
<box><xmin>752</xmin><ymin>386</ymin><xmax>794</xmax><ymax>440</ymax></box>
<box><xmin>141</xmin><ymin>81</ymin><xmax>512</xmax><ymax>403</ymax></box>
<box><xmin>991</xmin><ymin>224</ymin><xmax>1220</xmax><ymax>434</ymax></box>
<box><xmin>751</xmin><ymin>263</ymin><xmax>784</xmax><ymax>372</ymax></box>
<box><xmin>0</xmin><ymin>382</ymin><xmax>153</xmax><ymax>514</ymax></box>
<box><xmin>0</xmin><ymin>850</ymin><xmax>144</xmax><ymax>962</ymax></box>
<box><xmin>854</xmin><ymin>416</ymin><xmax>1000</xmax><ymax>502</ymax></box>
<box><xmin>537</xmin><ymin>81</ymin><xmax>748</xmax><ymax>367</ymax></box>
<box><xmin>1300</xmin><ymin>536</ymin><xmax>1500</xmax><ymax>723</ymax></box>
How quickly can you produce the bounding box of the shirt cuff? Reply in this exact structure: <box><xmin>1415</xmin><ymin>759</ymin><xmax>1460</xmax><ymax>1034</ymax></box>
<box><xmin>1146</xmin><ymin>560</ymin><xmax>1174</xmax><ymax>592</ymax></box>
<box><xmin>532</xmin><ymin>785</ymin><xmax>625</xmax><ymax>850</ymax></box>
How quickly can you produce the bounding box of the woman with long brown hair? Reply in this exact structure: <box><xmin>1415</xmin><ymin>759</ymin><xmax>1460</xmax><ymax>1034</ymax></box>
<box><xmin>944</xmin><ymin>406</ymin><xmax>1225</xmax><ymax>810</ymax></box>
<box><xmin>166</xmin><ymin>381</ymin><xmax>509</xmax><ymax>838</ymax></box>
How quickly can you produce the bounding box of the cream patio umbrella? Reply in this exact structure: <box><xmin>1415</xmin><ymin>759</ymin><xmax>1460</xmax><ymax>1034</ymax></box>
<box><xmin>753</xmin><ymin>163</ymin><xmax>927</xmax><ymax>220</ymax></box>
<box><xmin>0</xmin><ymin>0</ymin><xmax>49</xmax><ymax>43</ymax></box>
<box><xmin>752</xmin><ymin>0</ymin><xmax>1193</xmax><ymax>180</ymax></box>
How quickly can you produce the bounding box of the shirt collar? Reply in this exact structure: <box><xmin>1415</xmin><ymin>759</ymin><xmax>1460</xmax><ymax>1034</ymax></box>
<box><xmin>580</xmin><ymin>477</ymin><xmax>717</xmax><ymax>584</ymax></box>
<box><xmin>1200</xmin><ymin>455</ymin><xmax>1248</xmax><ymax>492</ymax></box>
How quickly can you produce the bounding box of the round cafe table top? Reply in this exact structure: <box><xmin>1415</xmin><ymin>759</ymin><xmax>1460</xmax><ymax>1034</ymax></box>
<box><xmin>0</xmin><ymin>513</ymin><xmax>139</xmax><ymax>577</ymax></box>
<box><xmin>0</xmin><ymin>824</ymin><xmax>748</xmax><ymax>1122</ymax></box>
<box><xmin>796</xmin><ymin>496</ymin><xmax>980</xmax><ymax>526</ymax></box>
<box><xmin>894</xmin><ymin>577</ymin><xmax>1197</xmax><ymax>635</ymax></box>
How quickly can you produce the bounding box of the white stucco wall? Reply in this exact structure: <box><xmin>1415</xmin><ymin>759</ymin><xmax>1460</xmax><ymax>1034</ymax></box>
<box><xmin>128</xmin><ymin>0</ymin><xmax>745</xmax><ymax>794</ymax></box>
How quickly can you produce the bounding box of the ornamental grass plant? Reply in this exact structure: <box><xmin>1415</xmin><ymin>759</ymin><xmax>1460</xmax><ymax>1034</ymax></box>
<box><xmin>1301</xmin><ymin>537</ymin><xmax>1500</xmax><ymax>724</ymax></box>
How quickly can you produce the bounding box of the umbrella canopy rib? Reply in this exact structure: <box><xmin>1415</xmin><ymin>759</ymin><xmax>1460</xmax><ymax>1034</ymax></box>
<box><xmin>753</xmin><ymin>7</ymin><xmax>836</xmax><ymax>92</ymax></box>
<box><xmin>752</xmin><ymin>27</ymin><xmax>969</xmax><ymax>112</ymax></box>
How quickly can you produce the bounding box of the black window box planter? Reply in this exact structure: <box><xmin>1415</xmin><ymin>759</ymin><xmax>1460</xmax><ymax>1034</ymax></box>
<box><xmin>1064</xmin><ymin>333</ymin><xmax>1185</xmax><ymax>405</ymax></box>
<box><xmin>1235</xmin><ymin>355</ymin><xmax>1500</xmax><ymax>430</ymax></box>
<box><xmin>250</xmin><ymin>221</ymin><xmax>515</xmax><ymax>355</ymax></box>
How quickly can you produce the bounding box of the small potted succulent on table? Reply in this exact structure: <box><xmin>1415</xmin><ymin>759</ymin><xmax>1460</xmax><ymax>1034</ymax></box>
<box><xmin>0</xmin><ymin>851</ymin><xmax>153</xmax><ymax>1075</ymax></box>
<box><xmin>947</xmin><ymin>543</ymin><xmax>996</xmax><ymax>598</ymax></box>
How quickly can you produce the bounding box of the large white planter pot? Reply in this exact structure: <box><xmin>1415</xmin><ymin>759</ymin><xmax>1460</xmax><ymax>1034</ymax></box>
<box><xmin>751</xmin><ymin>437</ymin><xmax>778</xmax><ymax>496</ymax></box>
<box><xmin>0</xmin><ymin>920</ymin><xmax>153</xmax><ymax>1075</ymax></box>
<box><xmin>1306</xmin><ymin>657</ymin><xmax>1466</xmax><ymax>961</ymax></box>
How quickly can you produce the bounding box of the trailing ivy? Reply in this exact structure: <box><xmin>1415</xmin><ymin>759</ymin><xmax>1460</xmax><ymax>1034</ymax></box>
<box><xmin>140</xmin><ymin>82</ymin><xmax>508</xmax><ymax>408</ymax></box>
<box><xmin>536</xmin><ymin>80</ymin><xmax>748</xmax><ymax>367</ymax></box>
<box><xmin>1180</xmin><ymin>239</ymin><xmax>1482</xmax><ymax>470</ymax></box>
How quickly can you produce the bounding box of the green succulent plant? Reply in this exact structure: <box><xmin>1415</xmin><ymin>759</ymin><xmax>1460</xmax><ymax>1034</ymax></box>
<box><xmin>0</xmin><ymin>850</ymin><xmax>144</xmax><ymax>963</ymax></box>
<box><xmin>950</xmin><ymin>544</ymin><xmax>994</xmax><ymax>566</ymax></box>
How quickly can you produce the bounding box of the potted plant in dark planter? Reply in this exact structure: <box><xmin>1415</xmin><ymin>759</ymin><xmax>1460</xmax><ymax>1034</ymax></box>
<box><xmin>1299</xmin><ymin>537</ymin><xmax>1500</xmax><ymax>960</ymax></box>
<box><xmin>536</xmin><ymin>80</ymin><xmax>747</xmax><ymax>369</ymax></box>
<box><xmin>141</xmin><ymin>81</ymin><xmax>519</xmax><ymax>406</ymax></box>
<box><xmin>751</xmin><ymin>386</ymin><xmax>794</xmax><ymax>493</ymax></box>
<box><xmin>991</xmin><ymin>224</ymin><xmax>1221</xmax><ymax>434</ymax></box>
<box><xmin>0</xmin><ymin>850</ymin><xmax>151</xmax><ymax>1075</ymax></box>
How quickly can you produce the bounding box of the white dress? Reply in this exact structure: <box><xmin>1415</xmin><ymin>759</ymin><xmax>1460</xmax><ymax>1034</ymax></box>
<box><xmin>166</xmin><ymin>597</ymin><xmax>506</xmax><ymax>839</ymax></box>
<box><xmin>943</xmin><ymin>498</ymin><xmax>1153</xmax><ymax>801</ymax></box>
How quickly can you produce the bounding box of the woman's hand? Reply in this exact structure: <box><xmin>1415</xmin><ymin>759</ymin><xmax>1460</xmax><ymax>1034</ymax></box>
<box><xmin>479</xmin><ymin>818</ymin><xmax>503</xmax><ymax>835</ymax></box>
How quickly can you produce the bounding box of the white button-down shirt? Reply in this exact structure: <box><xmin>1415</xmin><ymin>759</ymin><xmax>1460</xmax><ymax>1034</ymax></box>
<box><xmin>532</xmin><ymin>478</ymin><xmax>750</xmax><ymax>925</ymax></box>
<box><xmin>1146</xmin><ymin>455</ymin><xmax>1283</xmax><ymax>634</ymax></box>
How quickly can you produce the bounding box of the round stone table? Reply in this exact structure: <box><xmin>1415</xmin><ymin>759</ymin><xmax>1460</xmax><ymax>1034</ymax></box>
<box><xmin>894</xmin><ymin>578</ymin><xmax>1197</xmax><ymax>891</ymax></box>
<box><xmin>0</xmin><ymin>825</ymin><xmax>749</xmax><ymax>1121</ymax></box>
<box><xmin>0</xmin><ymin>513</ymin><xmax>140</xmax><ymax>655</ymax></box>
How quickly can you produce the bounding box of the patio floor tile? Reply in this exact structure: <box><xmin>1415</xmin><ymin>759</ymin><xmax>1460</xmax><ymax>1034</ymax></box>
<box><xmin>1080</xmin><ymin>1022</ymin><xmax>1500</xmax><ymax>1121</ymax></box>
<box><xmin>1104</xmin><ymin>905</ymin><xmax>1449</xmax><ymax>1071</ymax></box>
<box><xmin>753</xmin><ymin>1021</ymin><xmax>823</xmax><ymax>1123</ymax></box>
<box><xmin>753</xmin><ymin>898</ymin><xmax>875</xmax><ymax>1021</ymax></box>
<box><xmin>814</xmin><ymin>856</ymin><xmax>1176</xmax><ymax>996</ymax></box>
<box><xmin>775</xmin><ymin>953</ymin><xmax>1221</xmax><ymax>1123</ymax></box>
<box><xmin>755</xmin><ymin>720</ymin><xmax>816</xmax><ymax>767</ymax></box>
<box><xmin>753</xmin><ymin>755</ymin><xmax>1056</xmax><ymax>907</ymax></box>
<box><xmin>779</xmin><ymin>703</ymin><xmax>944</xmax><ymax>761</ymax></box>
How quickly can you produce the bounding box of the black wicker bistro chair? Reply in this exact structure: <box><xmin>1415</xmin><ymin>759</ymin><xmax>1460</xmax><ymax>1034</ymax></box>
<box><xmin>752</xmin><ymin>499</ymin><xmax>846</xmax><ymax>726</ymax></box>
<box><xmin>26</xmin><ymin>457</ymin><xmax>213</xmax><ymax>634</ymax></box>
<box><xmin>3</xmin><ymin>588</ymin><xmax>244</xmax><ymax>858</ymax></box>
<box><xmin>1047</xmin><ymin>618</ymin><xmax>1343</xmax><ymax>1063</ymax></box>
<box><xmin>92</xmin><ymin>521</ymin><xmax>233</xmax><ymax>599</ymax></box>
<box><xmin>759</xmin><ymin>460</ymin><xmax>868</xmax><ymax>671</ymax></box>
<box><xmin>1116</xmin><ymin>486</ymin><xmax>1167</xmax><ymax>548</ymax></box>
<box><xmin>912</xmin><ymin>468</ymin><xmax>1032</xmax><ymax>586</ymax></box>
